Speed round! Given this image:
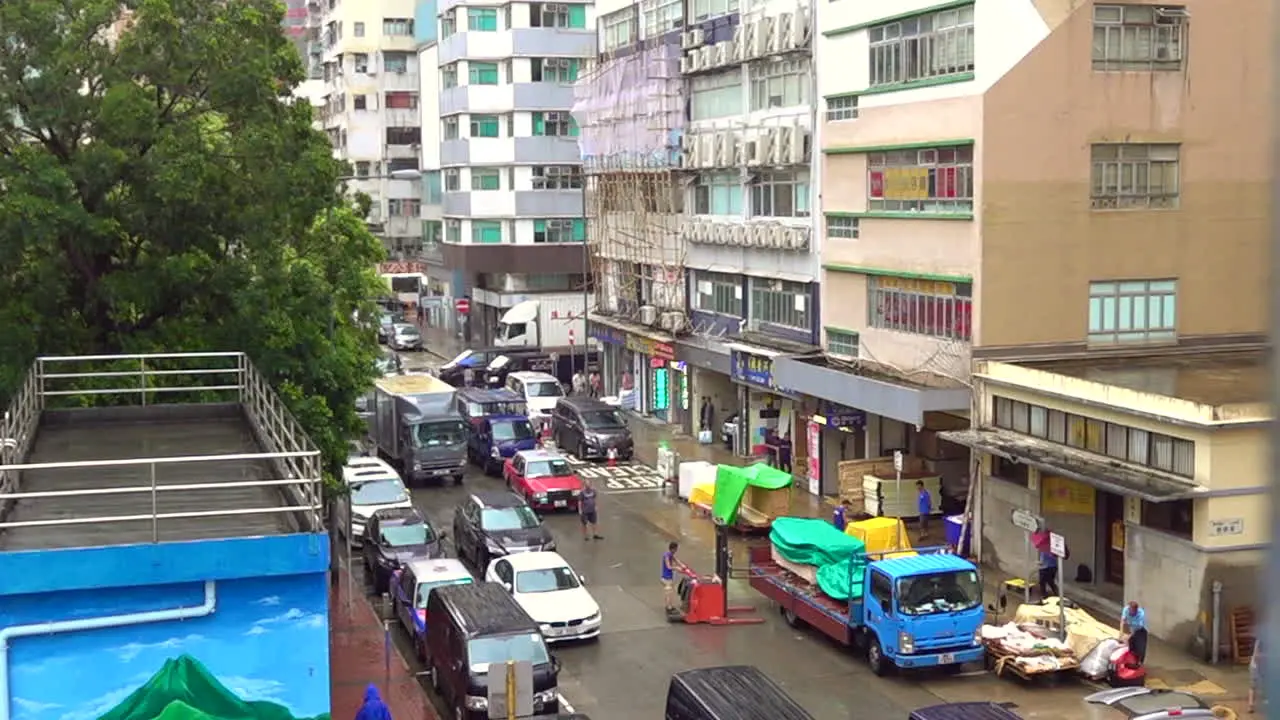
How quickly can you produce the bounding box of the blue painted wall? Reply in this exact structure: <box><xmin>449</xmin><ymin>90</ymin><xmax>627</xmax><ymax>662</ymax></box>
<box><xmin>0</xmin><ymin>534</ymin><xmax>330</xmax><ymax>720</ymax></box>
<box><xmin>415</xmin><ymin>0</ymin><xmax>439</xmax><ymax>44</ymax></box>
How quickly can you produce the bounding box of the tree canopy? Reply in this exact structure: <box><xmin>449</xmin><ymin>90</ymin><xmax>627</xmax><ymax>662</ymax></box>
<box><xmin>0</xmin><ymin>0</ymin><xmax>384</xmax><ymax>475</ymax></box>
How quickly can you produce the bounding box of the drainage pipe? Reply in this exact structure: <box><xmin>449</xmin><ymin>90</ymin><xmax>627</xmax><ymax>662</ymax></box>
<box><xmin>0</xmin><ymin>580</ymin><xmax>217</xmax><ymax>720</ymax></box>
<box><xmin>1211</xmin><ymin>579</ymin><xmax>1223</xmax><ymax>665</ymax></box>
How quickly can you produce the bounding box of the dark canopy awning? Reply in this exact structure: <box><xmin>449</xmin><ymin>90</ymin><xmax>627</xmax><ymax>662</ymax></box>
<box><xmin>939</xmin><ymin>428</ymin><xmax>1205</xmax><ymax>503</ymax></box>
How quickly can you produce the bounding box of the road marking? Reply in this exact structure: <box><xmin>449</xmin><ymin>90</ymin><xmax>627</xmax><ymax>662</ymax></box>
<box><xmin>562</xmin><ymin>455</ymin><xmax>666</xmax><ymax>491</ymax></box>
<box><xmin>557</xmin><ymin>694</ymin><xmax>575</xmax><ymax>713</ymax></box>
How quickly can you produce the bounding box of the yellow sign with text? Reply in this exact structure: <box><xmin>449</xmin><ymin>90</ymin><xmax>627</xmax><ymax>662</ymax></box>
<box><xmin>1041</xmin><ymin>475</ymin><xmax>1096</xmax><ymax>515</ymax></box>
<box><xmin>882</xmin><ymin>167</ymin><xmax>929</xmax><ymax>200</ymax></box>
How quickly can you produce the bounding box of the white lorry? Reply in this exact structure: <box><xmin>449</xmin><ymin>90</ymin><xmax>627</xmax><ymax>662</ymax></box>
<box><xmin>494</xmin><ymin>297</ymin><xmax>586</xmax><ymax>350</ymax></box>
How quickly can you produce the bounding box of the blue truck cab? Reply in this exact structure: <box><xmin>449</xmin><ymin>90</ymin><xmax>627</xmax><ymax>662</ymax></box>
<box><xmin>455</xmin><ymin>387</ymin><xmax>536</xmax><ymax>475</ymax></box>
<box><xmin>749</xmin><ymin>545</ymin><xmax>985</xmax><ymax>676</ymax></box>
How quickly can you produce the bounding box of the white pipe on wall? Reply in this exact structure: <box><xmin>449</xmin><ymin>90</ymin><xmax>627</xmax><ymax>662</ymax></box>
<box><xmin>0</xmin><ymin>580</ymin><xmax>218</xmax><ymax>720</ymax></box>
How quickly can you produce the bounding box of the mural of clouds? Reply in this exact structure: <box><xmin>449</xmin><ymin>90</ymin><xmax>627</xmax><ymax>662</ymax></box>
<box><xmin>112</xmin><ymin>634</ymin><xmax>205</xmax><ymax>663</ymax></box>
<box><xmin>254</xmin><ymin>596</ymin><xmax>282</xmax><ymax>607</ymax></box>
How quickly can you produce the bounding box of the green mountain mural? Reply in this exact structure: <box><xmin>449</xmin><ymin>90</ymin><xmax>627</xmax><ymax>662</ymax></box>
<box><xmin>96</xmin><ymin>655</ymin><xmax>330</xmax><ymax>720</ymax></box>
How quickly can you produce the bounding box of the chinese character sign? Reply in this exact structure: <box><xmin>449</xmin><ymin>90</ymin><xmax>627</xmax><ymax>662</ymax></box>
<box><xmin>1041</xmin><ymin>475</ymin><xmax>1095</xmax><ymax>515</ymax></box>
<box><xmin>730</xmin><ymin>351</ymin><xmax>775</xmax><ymax>389</ymax></box>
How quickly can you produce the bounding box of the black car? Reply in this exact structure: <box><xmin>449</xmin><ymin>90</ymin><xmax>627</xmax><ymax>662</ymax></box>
<box><xmin>551</xmin><ymin>397</ymin><xmax>634</xmax><ymax>461</ymax></box>
<box><xmin>362</xmin><ymin>507</ymin><xmax>448</xmax><ymax>593</ymax></box>
<box><xmin>437</xmin><ymin>348</ymin><xmax>544</xmax><ymax>387</ymax></box>
<box><xmin>452</xmin><ymin>491</ymin><xmax>554</xmax><ymax>572</ymax></box>
<box><xmin>666</xmin><ymin>666</ymin><xmax>814</xmax><ymax>720</ymax></box>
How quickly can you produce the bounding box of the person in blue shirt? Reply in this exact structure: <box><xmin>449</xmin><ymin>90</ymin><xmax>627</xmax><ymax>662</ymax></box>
<box><xmin>916</xmin><ymin>481</ymin><xmax>932</xmax><ymax>540</ymax></box>
<box><xmin>662</xmin><ymin>541</ymin><xmax>690</xmax><ymax>612</ymax></box>
<box><xmin>1121</xmin><ymin>600</ymin><xmax>1149</xmax><ymax>664</ymax></box>
<box><xmin>833</xmin><ymin>499</ymin><xmax>852</xmax><ymax>531</ymax></box>
<box><xmin>1038</xmin><ymin>550</ymin><xmax>1059</xmax><ymax>599</ymax></box>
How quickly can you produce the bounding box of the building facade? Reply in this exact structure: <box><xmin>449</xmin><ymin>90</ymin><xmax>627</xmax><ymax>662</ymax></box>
<box><xmin>434</xmin><ymin>0</ymin><xmax>600</xmax><ymax>341</ymax></box>
<box><xmin>319</xmin><ymin>0</ymin><xmax>426</xmax><ymax>257</ymax></box>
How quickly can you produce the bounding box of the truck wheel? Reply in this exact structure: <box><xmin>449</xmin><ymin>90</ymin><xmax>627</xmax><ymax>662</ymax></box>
<box><xmin>867</xmin><ymin>637</ymin><xmax>889</xmax><ymax>676</ymax></box>
<box><xmin>453</xmin><ymin>473</ymin><xmax>464</xmax><ymax>485</ymax></box>
<box><xmin>781</xmin><ymin>607</ymin><xmax>802</xmax><ymax>628</ymax></box>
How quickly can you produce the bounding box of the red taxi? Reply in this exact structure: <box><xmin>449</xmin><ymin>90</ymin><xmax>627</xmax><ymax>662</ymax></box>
<box><xmin>503</xmin><ymin>449</ymin><xmax>583</xmax><ymax>512</ymax></box>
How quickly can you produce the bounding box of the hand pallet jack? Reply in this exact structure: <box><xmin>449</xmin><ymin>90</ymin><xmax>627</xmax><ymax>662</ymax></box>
<box><xmin>666</xmin><ymin>519</ymin><xmax>765</xmax><ymax>626</ymax></box>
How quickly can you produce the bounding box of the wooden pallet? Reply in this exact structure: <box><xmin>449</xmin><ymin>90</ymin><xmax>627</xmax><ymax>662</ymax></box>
<box><xmin>1231</xmin><ymin>606</ymin><xmax>1256</xmax><ymax>664</ymax></box>
<box><xmin>984</xmin><ymin>643</ymin><xmax>1079</xmax><ymax>683</ymax></box>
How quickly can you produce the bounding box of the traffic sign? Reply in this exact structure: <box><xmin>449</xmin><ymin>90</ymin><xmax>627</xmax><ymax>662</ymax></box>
<box><xmin>455</xmin><ymin>298</ymin><xmax>471</xmax><ymax>314</ymax></box>
<box><xmin>1011</xmin><ymin>508</ymin><xmax>1043</xmax><ymax>533</ymax></box>
<box><xmin>893</xmin><ymin>450</ymin><xmax>903</xmax><ymax>473</ymax></box>
<box><xmin>1049</xmin><ymin>532</ymin><xmax>1067</xmax><ymax>558</ymax></box>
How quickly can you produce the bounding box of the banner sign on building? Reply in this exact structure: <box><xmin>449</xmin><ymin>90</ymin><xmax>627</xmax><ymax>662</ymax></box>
<box><xmin>730</xmin><ymin>350</ymin><xmax>777</xmax><ymax>390</ymax></box>
<box><xmin>589</xmin><ymin>325</ymin><xmax>625</xmax><ymax>346</ymax></box>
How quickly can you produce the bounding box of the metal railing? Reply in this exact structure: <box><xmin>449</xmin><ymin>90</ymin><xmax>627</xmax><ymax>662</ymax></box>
<box><xmin>0</xmin><ymin>352</ymin><xmax>325</xmax><ymax>540</ymax></box>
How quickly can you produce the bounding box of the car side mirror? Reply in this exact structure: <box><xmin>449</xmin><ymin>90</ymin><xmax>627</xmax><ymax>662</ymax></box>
<box><xmin>551</xmin><ymin>655</ymin><xmax>561</xmax><ymax>674</ymax></box>
<box><xmin>578</xmin><ymin>574</ymin><xmax>587</xmax><ymax>585</ymax></box>
<box><xmin>501</xmin><ymin>581</ymin><xmax>513</xmax><ymax>593</ymax></box>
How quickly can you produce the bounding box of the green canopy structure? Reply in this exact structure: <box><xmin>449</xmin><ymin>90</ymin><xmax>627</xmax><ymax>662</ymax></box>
<box><xmin>711</xmin><ymin>463</ymin><xmax>793</xmax><ymax>525</ymax></box>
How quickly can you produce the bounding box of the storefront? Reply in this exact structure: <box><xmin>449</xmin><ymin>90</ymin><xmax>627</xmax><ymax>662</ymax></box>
<box><xmin>727</xmin><ymin>344</ymin><xmax>804</xmax><ymax>467</ymax></box>
<box><xmin>675</xmin><ymin>338</ymin><xmax>734</xmax><ymax>441</ymax></box>
<box><xmin>587</xmin><ymin>321</ymin><xmax>683</xmax><ymax>422</ymax></box>
<box><xmin>808</xmin><ymin>403</ymin><xmax>868</xmax><ymax>497</ymax></box>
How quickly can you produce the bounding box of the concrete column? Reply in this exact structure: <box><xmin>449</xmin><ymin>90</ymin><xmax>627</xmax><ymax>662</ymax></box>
<box><xmin>866</xmin><ymin>414</ymin><xmax>882</xmax><ymax>457</ymax></box>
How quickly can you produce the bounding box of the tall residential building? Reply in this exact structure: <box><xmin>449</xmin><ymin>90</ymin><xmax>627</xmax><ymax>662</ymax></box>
<box><xmin>436</xmin><ymin>0</ymin><xmax>599</xmax><ymax>341</ymax></box>
<box><xmin>577</xmin><ymin>0</ymin><xmax>818</xmax><ymax>433</ymax></box>
<box><xmin>319</xmin><ymin>0</ymin><xmax>426</xmax><ymax>257</ymax></box>
<box><xmin>415</xmin><ymin>0</ymin><xmax>454</xmax><ymax>302</ymax></box>
<box><xmin>773</xmin><ymin>0</ymin><xmax>1267</xmax><ymax>646</ymax></box>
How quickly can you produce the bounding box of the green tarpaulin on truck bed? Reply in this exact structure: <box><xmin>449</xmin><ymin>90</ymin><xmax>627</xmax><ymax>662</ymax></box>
<box><xmin>769</xmin><ymin>517</ymin><xmax>868</xmax><ymax>601</ymax></box>
<box><xmin>711</xmin><ymin>463</ymin><xmax>793</xmax><ymax>525</ymax></box>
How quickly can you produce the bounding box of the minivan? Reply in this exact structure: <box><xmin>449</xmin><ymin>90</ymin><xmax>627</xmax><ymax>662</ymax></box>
<box><xmin>425</xmin><ymin>582</ymin><xmax>561</xmax><ymax>719</ymax></box>
<box><xmin>909</xmin><ymin>703</ymin><xmax>1022</xmax><ymax>720</ymax></box>
<box><xmin>665</xmin><ymin>665</ymin><xmax>813</xmax><ymax>720</ymax></box>
<box><xmin>551</xmin><ymin>397</ymin><xmax>634</xmax><ymax>461</ymax></box>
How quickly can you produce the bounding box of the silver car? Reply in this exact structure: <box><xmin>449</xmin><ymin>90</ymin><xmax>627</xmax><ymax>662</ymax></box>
<box><xmin>1084</xmin><ymin>687</ymin><xmax>1218</xmax><ymax>720</ymax></box>
<box><xmin>390</xmin><ymin>323</ymin><xmax>422</xmax><ymax>351</ymax></box>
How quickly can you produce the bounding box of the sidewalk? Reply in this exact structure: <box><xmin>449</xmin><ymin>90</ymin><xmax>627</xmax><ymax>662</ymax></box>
<box><xmin>330</xmin><ymin>565</ymin><xmax>438</xmax><ymax>720</ymax></box>
<box><xmin>413</xmin><ymin>321</ymin><xmax>466</xmax><ymax>362</ymax></box>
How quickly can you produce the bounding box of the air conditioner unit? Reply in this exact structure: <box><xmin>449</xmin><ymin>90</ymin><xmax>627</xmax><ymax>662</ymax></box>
<box><xmin>698</xmin><ymin>46</ymin><xmax>715</xmax><ymax>68</ymax></box>
<box><xmin>638</xmin><ymin>305</ymin><xmax>659</xmax><ymax>325</ymax></box>
<box><xmin>789</xmin><ymin>126</ymin><xmax>808</xmax><ymax>164</ymax></box>
<box><xmin>699</xmin><ymin>134</ymin><xmax>717</xmax><ymax>168</ymax></box>
<box><xmin>717</xmin><ymin>131</ymin><xmax>737</xmax><ymax>166</ymax></box>
<box><xmin>679</xmin><ymin>217</ymin><xmax>700</xmax><ymax>241</ymax></box>
<box><xmin>685</xmin><ymin>50</ymin><xmax>702</xmax><ymax>72</ymax></box>
<box><xmin>751</xmin><ymin>224</ymin><xmax>770</xmax><ymax>247</ymax></box>
<box><xmin>752</xmin><ymin>133</ymin><xmax>772</xmax><ymax>165</ymax></box>
<box><xmin>768</xmin><ymin>226</ymin><xmax>787</xmax><ymax>248</ymax></box>
<box><xmin>659</xmin><ymin>311</ymin><xmax>686</xmax><ymax>333</ymax></box>
<box><xmin>753</xmin><ymin>18</ymin><xmax>773</xmax><ymax>57</ymax></box>
<box><xmin>682</xmin><ymin>28</ymin><xmax>706</xmax><ymax>49</ymax></box>
<box><xmin>681</xmin><ymin>133</ymin><xmax>700</xmax><ymax>168</ymax></box>
<box><xmin>738</xmin><ymin>140</ymin><xmax>755</xmax><ymax>166</ymax></box>
<box><xmin>793</xmin><ymin>6</ymin><xmax>811</xmax><ymax>48</ymax></box>
<box><xmin>728</xmin><ymin>224</ymin><xmax>749</xmax><ymax>246</ymax></box>
<box><xmin>680</xmin><ymin>56</ymin><xmax>694</xmax><ymax>74</ymax></box>
<box><xmin>776</xmin><ymin>13</ymin><xmax>793</xmax><ymax>50</ymax></box>
<box><xmin>766</xmin><ymin>128</ymin><xmax>785</xmax><ymax>165</ymax></box>
<box><xmin>740</xmin><ymin>23</ymin><xmax>756</xmax><ymax>60</ymax></box>
<box><xmin>716</xmin><ymin>41</ymin><xmax>734</xmax><ymax>66</ymax></box>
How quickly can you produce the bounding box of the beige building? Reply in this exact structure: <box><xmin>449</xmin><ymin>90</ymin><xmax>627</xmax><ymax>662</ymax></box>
<box><xmin>806</xmin><ymin>0</ymin><xmax>1270</xmax><ymax>645</ymax></box>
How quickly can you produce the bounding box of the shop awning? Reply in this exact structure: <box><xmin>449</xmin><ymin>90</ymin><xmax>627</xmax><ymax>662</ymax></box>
<box><xmin>938</xmin><ymin>428</ymin><xmax>1206</xmax><ymax>503</ymax></box>
<box><xmin>771</xmin><ymin>356</ymin><xmax>969</xmax><ymax>426</ymax></box>
<box><xmin>586</xmin><ymin>312</ymin><xmax>677</xmax><ymax>344</ymax></box>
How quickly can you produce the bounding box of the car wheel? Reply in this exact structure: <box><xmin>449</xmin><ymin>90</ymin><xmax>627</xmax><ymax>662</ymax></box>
<box><xmin>453</xmin><ymin>473</ymin><xmax>464</xmax><ymax>485</ymax></box>
<box><xmin>781</xmin><ymin>606</ymin><xmax>802</xmax><ymax>628</ymax></box>
<box><xmin>577</xmin><ymin>441</ymin><xmax>587</xmax><ymax>461</ymax></box>
<box><xmin>868</xmin><ymin>636</ymin><xmax>889</xmax><ymax>676</ymax></box>
<box><xmin>477</xmin><ymin>549</ymin><xmax>489</xmax><ymax>573</ymax></box>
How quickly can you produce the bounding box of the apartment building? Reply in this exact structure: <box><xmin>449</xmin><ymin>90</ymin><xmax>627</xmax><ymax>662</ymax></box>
<box><xmin>772</xmin><ymin>0</ymin><xmax>1268</xmax><ymax>646</ymax></box>
<box><xmin>434</xmin><ymin>0</ymin><xmax>599</xmax><ymax>341</ymax></box>
<box><xmin>319</xmin><ymin>0</ymin><xmax>426</xmax><ymax>257</ymax></box>
<box><xmin>577</xmin><ymin>0</ymin><xmax>820</xmax><ymax>435</ymax></box>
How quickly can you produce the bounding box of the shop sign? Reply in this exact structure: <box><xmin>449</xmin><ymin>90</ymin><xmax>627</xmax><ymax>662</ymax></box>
<box><xmin>378</xmin><ymin>261</ymin><xmax>426</xmax><ymax>275</ymax></box>
<box><xmin>625</xmin><ymin>334</ymin><xmax>676</xmax><ymax>361</ymax></box>
<box><xmin>806</xmin><ymin>421</ymin><xmax>822</xmax><ymax>495</ymax></box>
<box><xmin>589</xmin><ymin>325</ymin><xmax>625</xmax><ymax>346</ymax></box>
<box><xmin>813</xmin><ymin>402</ymin><xmax>866</xmax><ymax>430</ymax></box>
<box><xmin>1041</xmin><ymin>475</ymin><xmax>1095</xmax><ymax>515</ymax></box>
<box><xmin>730</xmin><ymin>350</ymin><xmax>777</xmax><ymax>390</ymax></box>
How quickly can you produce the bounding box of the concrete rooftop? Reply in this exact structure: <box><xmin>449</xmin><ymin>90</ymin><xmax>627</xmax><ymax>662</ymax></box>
<box><xmin>1027</xmin><ymin>351</ymin><xmax>1267</xmax><ymax>407</ymax></box>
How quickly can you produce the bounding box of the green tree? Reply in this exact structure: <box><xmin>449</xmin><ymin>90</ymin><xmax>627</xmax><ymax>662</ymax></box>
<box><xmin>0</xmin><ymin>0</ymin><xmax>385</xmax><ymax>476</ymax></box>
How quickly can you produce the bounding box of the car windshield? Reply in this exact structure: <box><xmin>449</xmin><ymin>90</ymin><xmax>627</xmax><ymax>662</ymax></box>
<box><xmin>526</xmin><ymin>459</ymin><xmax>571</xmax><ymax>478</ymax></box>
<box><xmin>395</xmin><ymin>326</ymin><xmax>419</xmax><ymax>336</ymax></box>
<box><xmin>414</xmin><ymin>577</ymin><xmax>472</xmax><ymax>608</ymax></box>
<box><xmin>351</xmin><ymin>479</ymin><xmax>408</xmax><ymax>506</ymax></box>
<box><xmin>467</xmin><ymin>633</ymin><xmax>550</xmax><ymax>672</ymax></box>
<box><xmin>896</xmin><ymin>570</ymin><xmax>983</xmax><ymax>615</ymax></box>
<box><xmin>443</xmin><ymin>350</ymin><xmax>473</xmax><ymax>369</ymax></box>
<box><xmin>581</xmin><ymin>409</ymin><xmax>624</xmax><ymax>429</ymax></box>
<box><xmin>1109</xmin><ymin>691</ymin><xmax>1207</xmax><ymax>715</ymax></box>
<box><xmin>515</xmin><ymin>566</ymin><xmax>580</xmax><ymax>593</ymax></box>
<box><xmin>481</xmin><ymin>506</ymin><xmax>541</xmax><ymax>531</ymax></box>
<box><xmin>492</xmin><ymin>420</ymin><xmax>534</xmax><ymax>442</ymax></box>
<box><xmin>526</xmin><ymin>381</ymin><xmax>563</xmax><ymax>398</ymax></box>
<box><xmin>381</xmin><ymin>523</ymin><xmax>433</xmax><ymax>547</ymax></box>
<box><xmin>413</xmin><ymin>421</ymin><xmax>467</xmax><ymax>447</ymax></box>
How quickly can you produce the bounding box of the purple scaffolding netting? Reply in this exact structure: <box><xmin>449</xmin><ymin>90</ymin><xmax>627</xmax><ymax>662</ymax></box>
<box><xmin>572</xmin><ymin>43</ymin><xmax>684</xmax><ymax>170</ymax></box>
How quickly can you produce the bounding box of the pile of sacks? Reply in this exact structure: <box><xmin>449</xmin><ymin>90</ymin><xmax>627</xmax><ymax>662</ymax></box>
<box><xmin>768</xmin><ymin>517</ymin><xmax>868</xmax><ymax>601</ymax></box>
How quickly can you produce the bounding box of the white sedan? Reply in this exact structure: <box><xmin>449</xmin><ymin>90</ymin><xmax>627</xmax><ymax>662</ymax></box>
<box><xmin>485</xmin><ymin>551</ymin><xmax>601</xmax><ymax>642</ymax></box>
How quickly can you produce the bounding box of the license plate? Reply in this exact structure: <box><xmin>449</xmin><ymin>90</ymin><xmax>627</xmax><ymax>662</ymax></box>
<box><xmin>938</xmin><ymin>653</ymin><xmax>955</xmax><ymax>664</ymax></box>
<box><xmin>554</xmin><ymin>500</ymin><xmax>567</xmax><ymax>508</ymax></box>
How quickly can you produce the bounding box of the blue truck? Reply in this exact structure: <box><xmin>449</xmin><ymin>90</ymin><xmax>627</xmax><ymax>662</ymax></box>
<box><xmin>748</xmin><ymin>544</ymin><xmax>986</xmax><ymax>675</ymax></box>
<box><xmin>454</xmin><ymin>387</ymin><xmax>537</xmax><ymax>475</ymax></box>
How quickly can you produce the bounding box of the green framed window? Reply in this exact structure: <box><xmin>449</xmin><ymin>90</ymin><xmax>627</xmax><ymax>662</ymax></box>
<box><xmin>531</xmin><ymin>112</ymin><xmax>579</xmax><ymax>137</ymax></box>
<box><xmin>471</xmin><ymin>168</ymin><xmax>501</xmax><ymax>191</ymax></box>
<box><xmin>472</xmin><ymin>220</ymin><xmax>502</xmax><ymax>244</ymax></box>
<box><xmin>469</xmin><ymin>114</ymin><xmax>499</xmax><ymax>137</ymax></box>
<box><xmin>467</xmin><ymin>7</ymin><xmax>498</xmax><ymax>31</ymax></box>
<box><xmin>532</xmin><ymin>218</ymin><xmax>585</xmax><ymax>243</ymax></box>
<box><xmin>469</xmin><ymin>61</ymin><xmax>499</xmax><ymax>85</ymax></box>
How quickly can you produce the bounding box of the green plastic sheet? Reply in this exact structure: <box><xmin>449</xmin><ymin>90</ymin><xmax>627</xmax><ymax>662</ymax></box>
<box><xmin>711</xmin><ymin>463</ymin><xmax>793</xmax><ymax>525</ymax></box>
<box><xmin>770</xmin><ymin>517</ymin><xmax>868</xmax><ymax>601</ymax></box>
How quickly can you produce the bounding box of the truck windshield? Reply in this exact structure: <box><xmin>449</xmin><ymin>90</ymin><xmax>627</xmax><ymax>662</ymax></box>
<box><xmin>526</xmin><ymin>381</ymin><xmax>563</xmax><ymax>398</ymax></box>
<box><xmin>492</xmin><ymin>419</ymin><xmax>534</xmax><ymax>442</ymax></box>
<box><xmin>468</xmin><ymin>632</ymin><xmax>549</xmax><ymax>672</ymax></box>
<box><xmin>896</xmin><ymin>570</ymin><xmax>982</xmax><ymax>615</ymax></box>
<box><xmin>413</xmin><ymin>421</ymin><xmax>467</xmax><ymax>447</ymax></box>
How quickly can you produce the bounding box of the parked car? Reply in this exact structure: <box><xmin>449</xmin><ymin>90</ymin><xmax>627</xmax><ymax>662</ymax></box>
<box><xmin>378</xmin><ymin>311</ymin><xmax>402</xmax><ymax>343</ymax></box>
<box><xmin>550</xmin><ymin>397</ymin><xmax>633</xmax><ymax>461</ymax></box>
<box><xmin>362</xmin><ymin>507</ymin><xmax>447</xmax><ymax>593</ymax></box>
<box><xmin>390</xmin><ymin>323</ymin><xmax>423</xmax><ymax>351</ymax></box>
<box><xmin>666</xmin><ymin>666</ymin><xmax>814</xmax><ymax>720</ymax></box>
<box><xmin>505</xmin><ymin>371</ymin><xmax>564</xmax><ymax>420</ymax></box>
<box><xmin>503</xmin><ymin>450</ymin><xmax>582</xmax><ymax>512</ymax></box>
<box><xmin>452</xmin><ymin>491</ymin><xmax>555</xmax><ymax>572</ymax></box>
<box><xmin>338</xmin><ymin>458</ymin><xmax>413</xmax><ymax>545</ymax></box>
<box><xmin>390</xmin><ymin>558</ymin><xmax>474</xmax><ymax>661</ymax></box>
<box><xmin>1084</xmin><ymin>687</ymin><xmax>1218</xmax><ymax>720</ymax></box>
<box><xmin>485</xmin><ymin>551</ymin><xmax>601</xmax><ymax>643</ymax></box>
<box><xmin>376</xmin><ymin>348</ymin><xmax>403</xmax><ymax>377</ymax></box>
<box><xmin>721</xmin><ymin>412</ymin><xmax>739</xmax><ymax>449</ymax></box>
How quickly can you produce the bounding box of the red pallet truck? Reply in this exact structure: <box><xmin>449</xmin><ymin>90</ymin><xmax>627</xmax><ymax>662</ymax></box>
<box><xmin>666</xmin><ymin>518</ymin><xmax>765</xmax><ymax>626</ymax></box>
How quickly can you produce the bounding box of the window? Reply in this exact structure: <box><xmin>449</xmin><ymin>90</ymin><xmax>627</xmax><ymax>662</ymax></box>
<box><xmin>469</xmin><ymin>61</ymin><xmax>499</xmax><ymax>85</ymax></box>
<box><xmin>826</xmin><ymin>95</ymin><xmax>858</xmax><ymax>121</ymax></box>
<box><xmin>749</xmin><ymin>58</ymin><xmax>810</xmax><ymax>110</ymax></box>
<box><xmin>749</xmin><ymin>278</ymin><xmax>810</xmax><ymax>330</ymax></box>
<box><xmin>532</xmin><ymin>112</ymin><xmax>578</xmax><ymax>136</ymax></box>
<box><xmin>385</xmin><ymin>127</ymin><xmax>420</xmax><ymax>145</ymax></box>
<box><xmin>444</xmin><ymin>169</ymin><xmax>460</xmax><ymax>191</ymax></box>
<box><xmin>383</xmin><ymin>17</ymin><xmax>414</xmax><ymax>36</ymax></box>
<box><xmin>750</xmin><ymin>170</ymin><xmax>809</xmax><ymax>218</ymax></box>
<box><xmin>867</xmin><ymin>144</ymin><xmax>974</xmax><ymax>213</ymax></box>
<box><xmin>443</xmin><ymin>117</ymin><xmax>459</xmax><ymax>139</ymax></box>
<box><xmin>601</xmin><ymin>8</ymin><xmax>636</xmax><ymax>52</ymax></box>
<box><xmin>384</xmin><ymin>52</ymin><xmax>410</xmax><ymax>73</ymax></box>
<box><xmin>471</xmin><ymin>168</ymin><xmax>501</xmax><ymax>190</ymax></box>
<box><xmin>388</xmin><ymin>199</ymin><xmax>421</xmax><ymax>217</ymax></box>
<box><xmin>868</xmin><ymin>4</ymin><xmax>975</xmax><ymax>87</ymax></box>
<box><xmin>385</xmin><ymin>91</ymin><xmax>416</xmax><ymax>109</ymax></box>
<box><xmin>353</xmin><ymin>94</ymin><xmax>368</xmax><ymax>110</ymax></box>
<box><xmin>641</xmin><ymin>0</ymin><xmax>683</xmax><ymax>37</ymax></box>
<box><xmin>441</xmin><ymin>13</ymin><xmax>456</xmax><ymax>37</ymax></box>
<box><xmin>531</xmin><ymin>58</ymin><xmax>580</xmax><ymax>83</ymax></box>
<box><xmin>531</xmin><ymin>3</ymin><xmax>586</xmax><ymax>28</ymax></box>
<box><xmin>693</xmin><ymin>271</ymin><xmax>743</xmax><ymax>316</ymax></box>
<box><xmin>1090</xmin><ymin>143</ymin><xmax>1180</xmax><ymax>209</ymax></box>
<box><xmin>353</xmin><ymin>53</ymin><xmax>370</xmax><ymax>73</ymax></box>
<box><xmin>1092</xmin><ymin>5</ymin><xmax>1185</xmax><ymax>71</ymax></box>
<box><xmin>353</xmin><ymin>21</ymin><xmax>365</xmax><ymax>36</ymax></box>
<box><xmin>445</xmin><ymin>219</ymin><xmax>462</xmax><ymax>242</ymax></box>
<box><xmin>468</xmin><ymin>7</ymin><xmax>498</xmax><ymax>31</ymax></box>
<box><xmin>690</xmin><ymin>70</ymin><xmax>743</xmax><ymax>121</ymax></box>
<box><xmin>424</xmin><ymin>171</ymin><xmax>443</xmax><ymax>204</ymax></box>
<box><xmin>991</xmin><ymin>456</ymin><xmax>1029</xmax><ymax>488</ymax></box>
<box><xmin>692</xmin><ymin>0</ymin><xmax>739</xmax><ymax>21</ymax></box>
<box><xmin>388</xmin><ymin>158</ymin><xmax>417</xmax><ymax>172</ymax></box>
<box><xmin>1142</xmin><ymin>499</ymin><xmax>1194</xmax><ymax>539</ymax></box>
<box><xmin>868</xmin><ymin>276</ymin><xmax>972</xmax><ymax>340</ymax></box>
<box><xmin>472</xmin><ymin>220</ymin><xmax>503</xmax><ymax>244</ymax></box>
<box><xmin>826</xmin><ymin>216</ymin><xmax>859</xmax><ymax>239</ymax></box>
<box><xmin>470</xmin><ymin>114</ymin><xmax>500</xmax><ymax>137</ymax></box>
<box><xmin>1088</xmin><ymin>280</ymin><xmax>1177</xmax><ymax>344</ymax></box>
<box><xmin>692</xmin><ymin>173</ymin><xmax>742</xmax><ymax>215</ymax></box>
<box><xmin>442</xmin><ymin>64</ymin><xmax>458</xmax><ymax>88</ymax></box>
<box><xmin>826</xmin><ymin>329</ymin><xmax>859</xmax><ymax>357</ymax></box>
<box><xmin>533</xmin><ymin>218</ymin><xmax>586</xmax><ymax>243</ymax></box>
<box><xmin>531</xmin><ymin>165</ymin><xmax>583</xmax><ymax>189</ymax></box>
<box><xmin>354</xmin><ymin>161</ymin><xmax>371</xmax><ymax>178</ymax></box>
